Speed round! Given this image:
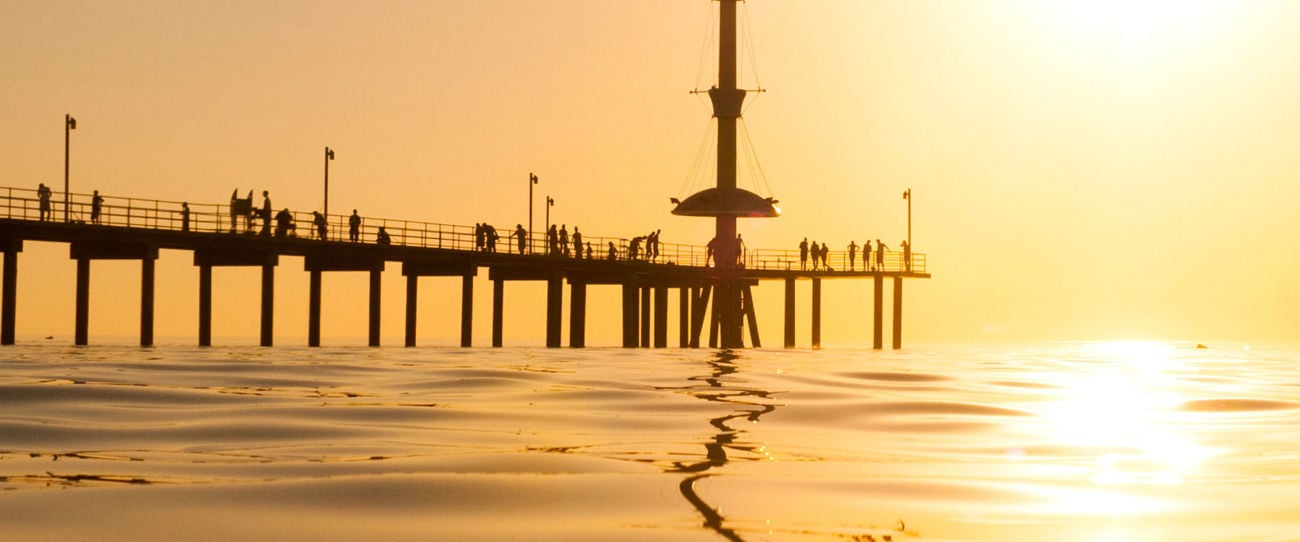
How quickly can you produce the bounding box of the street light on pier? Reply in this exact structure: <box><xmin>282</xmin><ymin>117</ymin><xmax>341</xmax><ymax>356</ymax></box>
<box><xmin>324</xmin><ymin>146</ymin><xmax>335</xmax><ymax>220</ymax></box>
<box><xmin>528</xmin><ymin>172</ymin><xmax>539</xmax><ymax>253</ymax></box>
<box><xmin>64</xmin><ymin>114</ymin><xmax>76</xmax><ymax>223</ymax></box>
<box><xmin>545</xmin><ymin>196</ymin><xmax>554</xmax><ymax>255</ymax></box>
<box><xmin>902</xmin><ymin>188</ymin><xmax>911</xmax><ymax>249</ymax></box>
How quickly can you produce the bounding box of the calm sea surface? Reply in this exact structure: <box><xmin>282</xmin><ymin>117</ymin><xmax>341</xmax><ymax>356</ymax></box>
<box><xmin>2</xmin><ymin>342</ymin><xmax>1299</xmax><ymax>541</ymax></box>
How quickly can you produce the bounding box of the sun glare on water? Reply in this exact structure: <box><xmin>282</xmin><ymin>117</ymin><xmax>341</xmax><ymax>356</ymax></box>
<box><xmin>1043</xmin><ymin>341</ymin><xmax>1214</xmax><ymax>489</ymax></box>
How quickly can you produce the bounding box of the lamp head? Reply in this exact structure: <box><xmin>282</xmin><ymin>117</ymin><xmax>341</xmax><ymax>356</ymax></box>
<box><xmin>530</xmin><ymin>173</ymin><xmax>538</xmax><ymax>184</ymax></box>
<box><xmin>326</xmin><ymin>148</ymin><xmax>335</xmax><ymax>160</ymax></box>
<box><xmin>67</xmin><ymin>116</ymin><xmax>76</xmax><ymax>130</ymax></box>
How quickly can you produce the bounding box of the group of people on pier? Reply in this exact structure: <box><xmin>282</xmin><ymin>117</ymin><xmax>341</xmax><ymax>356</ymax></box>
<box><xmin>799</xmin><ymin>238</ymin><xmax>912</xmax><ymax>272</ymax></box>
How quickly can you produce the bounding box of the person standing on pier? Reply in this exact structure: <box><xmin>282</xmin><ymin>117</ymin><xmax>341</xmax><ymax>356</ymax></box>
<box><xmin>90</xmin><ymin>190</ymin><xmax>104</xmax><ymax>224</ymax></box>
<box><xmin>260</xmin><ymin>191</ymin><xmax>272</xmax><ymax>236</ymax></box>
<box><xmin>349</xmin><ymin>210</ymin><xmax>361</xmax><ymax>242</ymax></box>
<box><xmin>312</xmin><ymin>211</ymin><xmax>327</xmax><ymax>240</ymax></box>
<box><xmin>37</xmin><ymin>183</ymin><xmax>52</xmax><ymax>221</ymax></box>
<box><xmin>736</xmin><ymin>233</ymin><xmax>746</xmax><ymax>267</ymax></box>
<box><xmin>559</xmin><ymin>225</ymin><xmax>570</xmax><ymax>257</ymax></box>
<box><xmin>181</xmin><ymin>202</ymin><xmax>190</xmax><ymax>232</ymax></box>
<box><xmin>486</xmin><ymin>224</ymin><xmax>499</xmax><ymax>252</ymax></box>
<box><xmin>572</xmin><ymin>227</ymin><xmax>583</xmax><ymax>259</ymax></box>
<box><xmin>875</xmin><ymin>239</ymin><xmax>889</xmax><ymax>271</ymax></box>
<box><xmin>901</xmin><ymin>240</ymin><xmax>911</xmax><ymax>272</ymax></box>
<box><xmin>547</xmin><ymin>225</ymin><xmax>558</xmax><ymax>255</ymax></box>
<box><xmin>810</xmin><ymin>240</ymin><xmax>819</xmax><ymax>270</ymax></box>
<box><xmin>848</xmin><ymin>240</ymin><xmax>858</xmax><ymax>271</ymax></box>
<box><xmin>514</xmin><ymin>224</ymin><xmax>527</xmax><ymax>254</ymax></box>
<box><xmin>863</xmin><ymin>240</ymin><xmax>873</xmax><ymax>271</ymax></box>
<box><xmin>607</xmin><ymin>241</ymin><xmax>618</xmax><ymax>260</ymax></box>
<box><xmin>376</xmin><ymin>226</ymin><xmax>391</xmax><ymax>246</ymax></box>
<box><xmin>586</xmin><ymin>242</ymin><xmax>593</xmax><ymax>260</ymax></box>
<box><xmin>819</xmin><ymin>242</ymin><xmax>830</xmax><ymax>270</ymax></box>
<box><xmin>799</xmin><ymin>238</ymin><xmax>809</xmax><ymax>270</ymax></box>
<box><xmin>274</xmin><ymin>208</ymin><xmax>294</xmax><ymax>237</ymax></box>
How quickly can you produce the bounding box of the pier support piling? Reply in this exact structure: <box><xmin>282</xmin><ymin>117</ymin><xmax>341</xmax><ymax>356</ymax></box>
<box><xmin>742</xmin><ymin>284</ymin><xmax>760</xmax><ymax>348</ymax></box>
<box><xmin>811</xmin><ymin>277</ymin><xmax>821</xmax><ymax>349</ymax></box>
<box><xmin>368</xmin><ymin>269</ymin><xmax>381</xmax><ymax>347</ymax></box>
<box><xmin>679</xmin><ymin>287</ymin><xmax>689</xmax><ymax>347</ymax></box>
<box><xmin>74</xmin><ymin>258</ymin><xmax>89</xmax><ymax>346</ymax></box>
<box><xmin>640</xmin><ymin>286</ymin><xmax>651</xmax><ymax>348</ymax></box>
<box><xmin>198</xmin><ymin>265</ymin><xmax>212</xmax><ymax>347</ymax></box>
<box><xmin>141</xmin><ymin>258</ymin><xmax>155</xmax><ymax>347</ymax></box>
<box><xmin>460</xmin><ymin>274</ymin><xmax>473</xmax><ymax>347</ymax></box>
<box><xmin>892</xmin><ymin>276</ymin><xmax>903</xmax><ymax>350</ymax></box>
<box><xmin>569</xmin><ymin>280</ymin><xmax>586</xmax><ymax>348</ymax></box>
<box><xmin>2</xmin><ymin>250</ymin><xmax>18</xmax><ymax>345</ymax></box>
<box><xmin>546</xmin><ymin>277</ymin><xmax>562</xmax><ymax>348</ymax></box>
<box><xmin>308</xmin><ymin>270</ymin><xmax>322</xmax><ymax>347</ymax></box>
<box><xmin>783</xmin><ymin>277</ymin><xmax>795</xmax><ymax>348</ymax></box>
<box><xmin>405</xmin><ymin>275</ymin><xmax>417</xmax><ymax>347</ymax></box>
<box><xmin>492</xmin><ymin>278</ymin><xmax>504</xmax><ymax>347</ymax></box>
<box><xmin>872</xmin><ymin>274</ymin><xmax>883</xmax><ymax>350</ymax></box>
<box><xmin>261</xmin><ymin>263</ymin><xmax>275</xmax><ymax>347</ymax></box>
<box><xmin>621</xmin><ymin>280</ymin><xmax>638</xmax><ymax>348</ymax></box>
<box><xmin>654</xmin><ymin>287</ymin><xmax>668</xmax><ymax>348</ymax></box>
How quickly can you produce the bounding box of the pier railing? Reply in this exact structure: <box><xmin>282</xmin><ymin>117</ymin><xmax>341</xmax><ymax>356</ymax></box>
<box><xmin>0</xmin><ymin>186</ymin><xmax>925</xmax><ymax>274</ymax></box>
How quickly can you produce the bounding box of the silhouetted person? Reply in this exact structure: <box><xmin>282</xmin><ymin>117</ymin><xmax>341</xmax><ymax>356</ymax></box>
<box><xmin>480</xmin><ymin>222</ymin><xmax>493</xmax><ymax>250</ymax></box>
<box><xmin>475</xmin><ymin>223</ymin><xmax>485</xmax><ymax>252</ymax></box>
<box><xmin>607</xmin><ymin>241</ymin><xmax>618</xmax><ymax>260</ymax></box>
<box><xmin>649</xmin><ymin>229</ymin><xmax>661</xmax><ymax>262</ymax></box>
<box><xmin>706</xmin><ymin>236</ymin><xmax>718</xmax><ymax>267</ymax></box>
<box><xmin>876</xmin><ymin>239</ymin><xmax>889</xmax><ymax>271</ymax></box>
<box><xmin>847</xmin><ymin>240</ymin><xmax>857</xmax><ymax>271</ymax></box>
<box><xmin>90</xmin><ymin>190</ymin><xmax>104</xmax><ymax>224</ymax></box>
<box><xmin>820</xmin><ymin>242</ymin><xmax>829</xmax><ymax>270</ymax></box>
<box><xmin>629</xmin><ymin>236</ymin><xmax>642</xmax><ymax>261</ymax></box>
<box><xmin>348</xmin><ymin>210</ymin><xmax>361</xmax><ymax>242</ymax></box>
<box><xmin>260</xmin><ymin>191</ymin><xmax>272</xmax><ymax>236</ymax></box>
<box><xmin>863</xmin><ymin>240</ymin><xmax>873</xmax><ymax>271</ymax></box>
<box><xmin>376</xmin><ymin>226</ymin><xmax>391</xmax><ymax>246</ymax></box>
<box><xmin>810</xmin><ymin>240</ymin><xmax>819</xmax><ymax>270</ymax></box>
<box><xmin>572</xmin><ymin>227</ymin><xmax>583</xmax><ymax>259</ymax></box>
<box><xmin>559</xmin><ymin>225</ymin><xmax>570</xmax><ymax>257</ymax></box>
<box><xmin>514</xmin><ymin>224</ymin><xmax>527</xmax><ymax>254</ymax></box>
<box><xmin>37</xmin><ymin>183</ymin><xmax>52</xmax><ymax>221</ymax></box>
<box><xmin>799</xmin><ymin>238</ymin><xmax>808</xmax><ymax>270</ymax></box>
<box><xmin>901</xmin><ymin>240</ymin><xmax>911</xmax><ymax>272</ymax></box>
<box><xmin>736</xmin><ymin>233</ymin><xmax>746</xmax><ymax>267</ymax></box>
<box><xmin>181</xmin><ymin>202</ymin><xmax>190</xmax><ymax>232</ymax></box>
<box><xmin>548</xmin><ymin>225</ymin><xmax>558</xmax><ymax>255</ymax></box>
<box><xmin>312</xmin><ymin>211</ymin><xmax>326</xmax><ymax>240</ymax></box>
<box><xmin>274</xmin><ymin>208</ymin><xmax>294</xmax><ymax>238</ymax></box>
<box><xmin>586</xmin><ymin>242</ymin><xmax>593</xmax><ymax>260</ymax></box>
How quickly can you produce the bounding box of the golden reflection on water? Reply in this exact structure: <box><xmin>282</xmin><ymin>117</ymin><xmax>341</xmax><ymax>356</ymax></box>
<box><xmin>1044</xmin><ymin>341</ymin><xmax>1214</xmax><ymax>492</ymax></box>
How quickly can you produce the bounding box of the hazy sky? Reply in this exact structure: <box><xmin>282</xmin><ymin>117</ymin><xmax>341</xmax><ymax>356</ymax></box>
<box><xmin>4</xmin><ymin>1</ymin><xmax>1300</xmax><ymax>345</ymax></box>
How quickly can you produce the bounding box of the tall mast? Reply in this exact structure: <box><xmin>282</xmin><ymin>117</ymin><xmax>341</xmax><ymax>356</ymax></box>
<box><xmin>713</xmin><ymin>0</ymin><xmax>743</xmax><ymax>348</ymax></box>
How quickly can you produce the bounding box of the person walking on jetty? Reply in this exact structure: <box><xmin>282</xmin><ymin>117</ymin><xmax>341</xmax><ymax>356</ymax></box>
<box><xmin>607</xmin><ymin>241</ymin><xmax>618</xmax><ymax>261</ymax></box>
<box><xmin>705</xmin><ymin>236</ymin><xmax>718</xmax><ymax>267</ymax></box>
<box><xmin>559</xmin><ymin>225</ymin><xmax>570</xmax><ymax>257</ymax></box>
<box><xmin>819</xmin><ymin>242</ymin><xmax>830</xmax><ymax>270</ymax></box>
<box><xmin>875</xmin><ymin>239</ymin><xmax>889</xmax><ymax>271</ymax></box>
<box><xmin>90</xmin><ymin>190</ymin><xmax>104</xmax><ymax>224</ymax></box>
<box><xmin>735</xmin><ymin>233</ymin><xmax>746</xmax><ymax>267</ymax></box>
<box><xmin>514</xmin><ymin>224</ymin><xmax>527</xmax><ymax>254</ymax></box>
<box><xmin>260</xmin><ymin>191</ymin><xmax>272</xmax><ymax>236</ymax></box>
<box><xmin>181</xmin><ymin>202</ymin><xmax>190</xmax><ymax>232</ymax></box>
<box><xmin>37</xmin><ymin>183</ymin><xmax>52</xmax><ymax>221</ymax></box>
<box><xmin>312</xmin><ymin>211</ymin><xmax>327</xmax><ymax>240</ymax></box>
<box><xmin>348</xmin><ymin>210</ymin><xmax>361</xmax><ymax>242</ymax></box>
<box><xmin>847</xmin><ymin>240</ymin><xmax>858</xmax><ymax>271</ymax></box>
<box><xmin>810</xmin><ymin>240</ymin><xmax>819</xmax><ymax>271</ymax></box>
<box><xmin>799</xmin><ymin>238</ymin><xmax>809</xmax><ymax>270</ymax></box>
<box><xmin>572</xmin><ymin>227</ymin><xmax>583</xmax><ymax>259</ymax></box>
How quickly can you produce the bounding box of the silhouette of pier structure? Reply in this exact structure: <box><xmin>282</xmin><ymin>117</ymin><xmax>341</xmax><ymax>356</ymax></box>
<box><xmin>0</xmin><ymin>186</ymin><xmax>928</xmax><ymax>349</ymax></box>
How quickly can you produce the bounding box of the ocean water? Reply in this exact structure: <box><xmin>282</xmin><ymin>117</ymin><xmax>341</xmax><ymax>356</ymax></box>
<box><xmin>1</xmin><ymin>342</ymin><xmax>1298</xmax><ymax>541</ymax></box>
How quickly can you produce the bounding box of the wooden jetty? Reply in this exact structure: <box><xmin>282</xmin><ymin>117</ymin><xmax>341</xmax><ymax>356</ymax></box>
<box><xmin>0</xmin><ymin>186</ymin><xmax>928</xmax><ymax>348</ymax></box>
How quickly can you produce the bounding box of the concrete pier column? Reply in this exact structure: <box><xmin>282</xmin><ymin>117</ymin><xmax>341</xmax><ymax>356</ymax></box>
<box><xmin>892</xmin><ymin>277</ymin><xmax>903</xmax><ymax>350</ymax></box>
<box><xmin>546</xmin><ymin>277</ymin><xmax>562</xmax><ymax>348</ymax></box>
<box><xmin>198</xmin><ymin>265</ymin><xmax>212</xmax><ymax>347</ymax></box>
<box><xmin>708</xmin><ymin>285</ymin><xmax>721</xmax><ymax>349</ymax></box>
<box><xmin>492</xmin><ymin>278</ymin><xmax>504</xmax><ymax>347</ymax></box>
<box><xmin>640</xmin><ymin>287</ymin><xmax>651</xmax><ymax>348</ymax></box>
<box><xmin>621</xmin><ymin>281</ymin><xmax>638</xmax><ymax>348</ymax></box>
<box><xmin>811</xmin><ymin>277</ymin><xmax>822</xmax><ymax>349</ymax></box>
<box><xmin>872</xmin><ymin>274</ymin><xmax>883</xmax><ymax>350</ymax></box>
<box><xmin>308</xmin><ymin>269</ymin><xmax>322</xmax><ymax>347</ymax></box>
<box><xmin>742</xmin><ymin>285</ymin><xmax>760</xmax><ymax>348</ymax></box>
<box><xmin>679</xmin><ymin>288</ymin><xmax>690</xmax><ymax>347</ymax></box>
<box><xmin>75</xmin><ymin>258</ymin><xmax>89</xmax><ymax>345</ymax></box>
<box><xmin>368</xmin><ymin>269</ymin><xmax>381</xmax><ymax>347</ymax></box>
<box><xmin>653</xmin><ymin>287</ymin><xmax>668</xmax><ymax>348</ymax></box>
<box><xmin>783</xmin><ymin>277</ymin><xmax>795</xmax><ymax>348</ymax></box>
<box><xmin>141</xmin><ymin>258</ymin><xmax>155</xmax><ymax>347</ymax></box>
<box><xmin>2</xmin><ymin>251</ymin><xmax>17</xmax><ymax>345</ymax></box>
<box><xmin>569</xmin><ymin>280</ymin><xmax>586</xmax><ymax>348</ymax></box>
<box><xmin>404</xmin><ymin>275</ymin><xmax>418</xmax><ymax>347</ymax></box>
<box><xmin>460</xmin><ymin>275</ymin><xmax>473</xmax><ymax>347</ymax></box>
<box><xmin>260</xmin><ymin>263</ymin><xmax>274</xmax><ymax>347</ymax></box>
<box><xmin>689</xmin><ymin>286</ymin><xmax>710</xmax><ymax>348</ymax></box>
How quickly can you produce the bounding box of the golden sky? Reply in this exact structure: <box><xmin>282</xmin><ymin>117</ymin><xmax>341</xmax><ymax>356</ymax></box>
<box><xmin>4</xmin><ymin>1</ymin><xmax>1300</xmax><ymax>345</ymax></box>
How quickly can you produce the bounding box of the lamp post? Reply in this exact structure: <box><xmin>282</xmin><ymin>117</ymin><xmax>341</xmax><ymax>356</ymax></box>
<box><xmin>64</xmin><ymin>114</ymin><xmax>76</xmax><ymax>222</ymax></box>
<box><xmin>324</xmin><ymin>146</ymin><xmax>335</xmax><ymax>220</ymax></box>
<box><xmin>528</xmin><ymin>172</ymin><xmax>539</xmax><ymax>253</ymax></box>
<box><xmin>902</xmin><ymin>188</ymin><xmax>911</xmax><ymax>249</ymax></box>
<box><xmin>545</xmin><ymin>196</ymin><xmax>554</xmax><ymax>255</ymax></box>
